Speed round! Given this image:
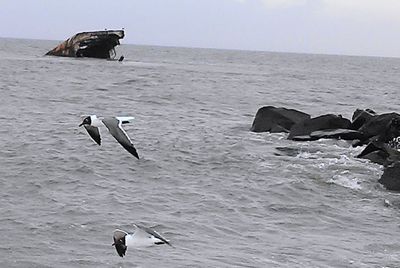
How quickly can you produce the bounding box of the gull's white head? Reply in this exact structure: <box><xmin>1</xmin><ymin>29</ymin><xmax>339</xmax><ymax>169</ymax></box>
<box><xmin>79</xmin><ymin>115</ymin><xmax>97</xmax><ymax>127</ymax></box>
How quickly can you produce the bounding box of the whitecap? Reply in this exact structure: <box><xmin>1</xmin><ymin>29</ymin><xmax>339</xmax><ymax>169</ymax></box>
<box><xmin>327</xmin><ymin>174</ymin><xmax>362</xmax><ymax>190</ymax></box>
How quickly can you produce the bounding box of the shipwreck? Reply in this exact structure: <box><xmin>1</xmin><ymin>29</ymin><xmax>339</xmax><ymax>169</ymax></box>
<box><xmin>46</xmin><ymin>29</ymin><xmax>124</xmax><ymax>59</ymax></box>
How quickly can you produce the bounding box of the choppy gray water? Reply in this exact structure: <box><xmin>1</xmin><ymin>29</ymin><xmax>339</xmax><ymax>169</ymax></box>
<box><xmin>1</xmin><ymin>38</ymin><xmax>400</xmax><ymax>267</ymax></box>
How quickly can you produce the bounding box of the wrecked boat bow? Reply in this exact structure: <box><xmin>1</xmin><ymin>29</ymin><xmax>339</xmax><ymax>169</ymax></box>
<box><xmin>46</xmin><ymin>30</ymin><xmax>124</xmax><ymax>59</ymax></box>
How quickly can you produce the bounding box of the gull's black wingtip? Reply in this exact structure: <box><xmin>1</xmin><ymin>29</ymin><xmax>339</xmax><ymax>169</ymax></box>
<box><xmin>129</xmin><ymin>148</ymin><xmax>139</xmax><ymax>159</ymax></box>
<box><xmin>122</xmin><ymin>144</ymin><xmax>140</xmax><ymax>159</ymax></box>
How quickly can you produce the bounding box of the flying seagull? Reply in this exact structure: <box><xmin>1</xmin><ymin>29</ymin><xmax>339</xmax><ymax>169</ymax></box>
<box><xmin>79</xmin><ymin>115</ymin><xmax>139</xmax><ymax>159</ymax></box>
<box><xmin>112</xmin><ymin>224</ymin><xmax>172</xmax><ymax>257</ymax></box>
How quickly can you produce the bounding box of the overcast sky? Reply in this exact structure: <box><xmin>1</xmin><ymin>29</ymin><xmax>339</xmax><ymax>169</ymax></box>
<box><xmin>1</xmin><ymin>0</ymin><xmax>400</xmax><ymax>57</ymax></box>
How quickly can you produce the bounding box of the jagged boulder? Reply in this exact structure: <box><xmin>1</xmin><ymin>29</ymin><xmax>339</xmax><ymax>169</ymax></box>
<box><xmin>350</xmin><ymin>108</ymin><xmax>376</xmax><ymax>130</ymax></box>
<box><xmin>250</xmin><ymin>106</ymin><xmax>310</xmax><ymax>133</ymax></box>
<box><xmin>358</xmin><ymin>138</ymin><xmax>400</xmax><ymax>166</ymax></box>
<box><xmin>357</xmin><ymin>142</ymin><xmax>391</xmax><ymax>166</ymax></box>
<box><xmin>358</xmin><ymin>113</ymin><xmax>400</xmax><ymax>141</ymax></box>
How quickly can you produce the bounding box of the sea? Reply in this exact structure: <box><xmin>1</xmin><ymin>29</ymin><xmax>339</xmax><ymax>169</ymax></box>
<box><xmin>1</xmin><ymin>38</ymin><xmax>400</xmax><ymax>268</ymax></box>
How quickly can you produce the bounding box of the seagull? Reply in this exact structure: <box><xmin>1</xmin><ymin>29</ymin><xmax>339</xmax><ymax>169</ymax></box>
<box><xmin>112</xmin><ymin>224</ymin><xmax>172</xmax><ymax>257</ymax></box>
<box><xmin>79</xmin><ymin>115</ymin><xmax>139</xmax><ymax>159</ymax></box>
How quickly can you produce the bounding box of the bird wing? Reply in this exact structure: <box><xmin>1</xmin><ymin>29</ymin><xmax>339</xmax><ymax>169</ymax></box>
<box><xmin>102</xmin><ymin>117</ymin><xmax>139</xmax><ymax>159</ymax></box>
<box><xmin>134</xmin><ymin>224</ymin><xmax>171</xmax><ymax>246</ymax></box>
<box><xmin>84</xmin><ymin>125</ymin><xmax>101</xmax><ymax>145</ymax></box>
<box><xmin>113</xmin><ymin>229</ymin><xmax>129</xmax><ymax>257</ymax></box>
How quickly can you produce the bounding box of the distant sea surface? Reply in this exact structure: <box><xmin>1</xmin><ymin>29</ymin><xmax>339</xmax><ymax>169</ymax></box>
<box><xmin>1</xmin><ymin>38</ymin><xmax>400</xmax><ymax>267</ymax></box>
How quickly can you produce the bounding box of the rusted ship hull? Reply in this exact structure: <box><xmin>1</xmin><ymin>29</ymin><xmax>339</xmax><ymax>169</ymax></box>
<box><xmin>46</xmin><ymin>30</ymin><xmax>124</xmax><ymax>59</ymax></box>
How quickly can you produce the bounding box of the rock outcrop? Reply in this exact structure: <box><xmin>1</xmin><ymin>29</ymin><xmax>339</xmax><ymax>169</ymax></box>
<box><xmin>356</xmin><ymin>117</ymin><xmax>400</xmax><ymax>163</ymax></box>
<box><xmin>355</xmin><ymin>113</ymin><xmax>400</xmax><ymax>145</ymax></box>
<box><xmin>251</xmin><ymin>106</ymin><xmax>400</xmax><ymax>191</ymax></box>
<box><xmin>250</xmin><ymin>106</ymin><xmax>310</xmax><ymax>133</ymax></box>
<box><xmin>350</xmin><ymin>108</ymin><xmax>376</xmax><ymax>130</ymax></box>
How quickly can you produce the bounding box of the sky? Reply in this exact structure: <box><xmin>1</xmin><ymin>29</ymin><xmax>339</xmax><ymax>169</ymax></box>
<box><xmin>0</xmin><ymin>0</ymin><xmax>400</xmax><ymax>57</ymax></box>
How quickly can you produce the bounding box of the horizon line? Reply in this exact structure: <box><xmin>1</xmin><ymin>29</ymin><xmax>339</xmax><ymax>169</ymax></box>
<box><xmin>0</xmin><ymin>35</ymin><xmax>399</xmax><ymax>60</ymax></box>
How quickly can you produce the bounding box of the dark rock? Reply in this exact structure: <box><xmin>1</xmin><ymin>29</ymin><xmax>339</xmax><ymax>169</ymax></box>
<box><xmin>379</xmin><ymin>162</ymin><xmax>400</xmax><ymax>191</ymax></box>
<box><xmin>350</xmin><ymin>108</ymin><xmax>376</xmax><ymax>130</ymax></box>
<box><xmin>379</xmin><ymin>118</ymin><xmax>400</xmax><ymax>143</ymax></box>
<box><xmin>46</xmin><ymin>30</ymin><xmax>124</xmax><ymax>59</ymax></box>
<box><xmin>311</xmin><ymin>129</ymin><xmax>364</xmax><ymax>140</ymax></box>
<box><xmin>288</xmin><ymin>114</ymin><xmax>351</xmax><ymax>140</ymax></box>
<box><xmin>358</xmin><ymin>142</ymin><xmax>383</xmax><ymax>158</ymax></box>
<box><xmin>358</xmin><ymin>113</ymin><xmax>400</xmax><ymax>142</ymax></box>
<box><xmin>351</xmin><ymin>108</ymin><xmax>376</xmax><ymax>121</ymax></box>
<box><xmin>291</xmin><ymin>129</ymin><xmax>364</xmax><ymax>142</ymax></box>
<box><xmin>358</xmin><ymin>140</ymin><xmax>400</xmax><ymax>166</ymax></box>
<box><xmin>250</xmin><ymin>106</ymin><xmax>310</xmax><ymax>133</ymax></box>
<box><xmin>354</xmin><ymin>115</ymin><xmax>400</xmax><ymax>147</ymax></box>
<box><xmin>363</xmin><ymin>151</ymin><xmax>390</xmax><ymax>166</ymax></box>
<box><xmin>357</xmin><ymin>142</ymin><xmax>390</xmax><ymax>166</ymax></box>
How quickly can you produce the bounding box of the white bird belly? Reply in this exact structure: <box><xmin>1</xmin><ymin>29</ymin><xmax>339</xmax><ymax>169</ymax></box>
<box><xmin>126</xmin><ymin>234</ymin><xmax>160</xmax><ymax>248</ymax></box>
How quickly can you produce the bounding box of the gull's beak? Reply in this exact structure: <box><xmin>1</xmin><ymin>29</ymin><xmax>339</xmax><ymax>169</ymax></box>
<box><xmin>79</xmin><ymin>122</ymin><xmax>84</xmax><ymax>127</ymax></box>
